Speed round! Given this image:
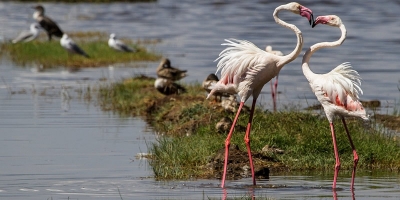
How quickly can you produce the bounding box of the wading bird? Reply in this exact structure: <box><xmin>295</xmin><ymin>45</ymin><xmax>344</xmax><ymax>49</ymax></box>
<box><xmin>303</xmin><ymin>15</ymin><xmax>369</xmax><ymax>189</ymax></box>
<box><xmin>32</xmin><ymin>5</ymin><xmax>64</xmax><ymax>41</ymax></box>
<box><xmin>207</xmin><ymin>2</ymin><xmax>314</xmax><ymax>188</ymax></box>
<box><xmin>156</xmin><ymin>58</ymin><xmax>187</xmax><ymax>81</ymax></box>
<box><xmin>108</xmin><ymin>33</ymin><xmax>135</xmax><ymax>52</ymax></box>
<box><xmin>265</xmin><ymin>45</ymin><xmax>283</xmax><ymax>111</ymax></box>
<box><xmin>60</xmin><ymin>34</ymin><xmax>90</xmax><ymax>58</ymax></box>
<box><xmin>12</xmin><ymin>23</ymin><xmax>40</xmax><ymax>43</ymax></box>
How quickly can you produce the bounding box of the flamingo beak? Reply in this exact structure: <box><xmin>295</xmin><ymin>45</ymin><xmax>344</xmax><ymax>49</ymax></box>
<box><xmin>299</xmin><ymin>6</ymin><xmax>314</xmax><ymax>26</ymax></box>
<box><xmin>312</xmin><ymin>16</ymin><xmax>329</xmax><ymax>28</ymax></box>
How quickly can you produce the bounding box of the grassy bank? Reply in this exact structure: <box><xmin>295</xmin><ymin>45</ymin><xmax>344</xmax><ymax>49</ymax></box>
<box><xmin>98</xmin><ymin>76</ymin><xmax>400</xmax><ymax>180</ymax></box>
<box><xmin>0</xmin><ymin>32</ymin><xmax>161</xmax><ymax>68</ymax></box>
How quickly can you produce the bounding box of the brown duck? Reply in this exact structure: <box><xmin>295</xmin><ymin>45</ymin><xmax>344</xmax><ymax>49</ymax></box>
<box><xmin>156</xmin><ymin>58</ymin><xmax>187</xmax><ymax>81</ymax></box>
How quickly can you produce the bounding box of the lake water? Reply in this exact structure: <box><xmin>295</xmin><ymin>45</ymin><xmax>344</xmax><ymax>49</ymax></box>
<box><xmin>0</xmin><ymin>0</ymin><xmax>399</xmax><ymax>199</ymax></box>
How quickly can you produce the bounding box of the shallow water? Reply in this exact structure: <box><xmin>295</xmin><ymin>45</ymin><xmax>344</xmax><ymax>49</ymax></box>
<box><xmin>0</xmin><ymin>0</ymin><xmax>399</xmax><ymax>199</ymax></box>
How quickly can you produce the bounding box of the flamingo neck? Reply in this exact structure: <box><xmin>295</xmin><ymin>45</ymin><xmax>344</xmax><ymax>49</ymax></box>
<box><xmin>302</xmin><ymin>24</ymin><xmax>347</xmax><ymax>81</ymax></box>
<box><xmin>273</xmin><ymin>5</ymin><xmax>303</xmax><ymax>68</ymax></box>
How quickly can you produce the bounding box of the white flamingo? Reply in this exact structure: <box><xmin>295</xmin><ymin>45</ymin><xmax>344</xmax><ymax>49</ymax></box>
<box><xmin>207</xmin><ymin>2</ymin><xmax>314</xmax><ymax>188</ymax></box>
<box><xmin>303</xmin><ymin>15</ymin><xmax>369</xmax><ymax>189</ymax></box>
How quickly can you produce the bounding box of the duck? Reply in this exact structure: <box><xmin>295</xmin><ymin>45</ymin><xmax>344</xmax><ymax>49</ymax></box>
<box><xmin>156</xmin><ymin>58</ymin><xmax>187</xmax><ymax>81</ymax></box>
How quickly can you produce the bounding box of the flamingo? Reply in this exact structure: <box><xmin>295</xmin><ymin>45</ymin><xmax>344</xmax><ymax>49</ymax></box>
<box><xmin>303</xmin><ymin>15</ymin><xmax>369</xmax><ymax>189</ymax></box>
<box><xmin>207</xmin><ymin>2</ymin><xmax>314</xmax><ymax>188</ymax></box>
<box><xmin>265</xmin><ymin>45</ymin><xmax>283</xmax><ymax>111</ymax></box>
<box><xmin>156</xmin><ymin>58</ymin><xmax>187</xmax><ymax>81</ymax></box>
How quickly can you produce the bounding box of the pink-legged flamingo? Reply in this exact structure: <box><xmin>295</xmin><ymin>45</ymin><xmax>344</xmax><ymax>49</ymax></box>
<box><xmin>265</xmin><ymin>45</ymin><xmax>283</xmax><ymax>111</ymax></box>
<box><xmin>207</xmin><ymin>2</ymin><xmax>314</xmax><ymax>188</ymax></box>
<box><xmin>303</xmin><ymin>15</ymin><xmax>369</xmax><ymax>189</ymax></box>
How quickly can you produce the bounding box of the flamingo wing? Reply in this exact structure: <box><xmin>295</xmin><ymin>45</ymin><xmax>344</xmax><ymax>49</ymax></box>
<box><xmin>312</xmin><ymin>62</ymin><xmax>365</xmax><ymax>112</ymax></box>
<box><xmin>208</xmin><ymin>39</ymin><xmax>274</xmax><ymax>98</ymax></box>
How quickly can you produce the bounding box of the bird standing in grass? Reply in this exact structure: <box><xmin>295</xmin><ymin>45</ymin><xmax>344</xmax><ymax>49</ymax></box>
<box><xmin>154</xmin><ymin>78</ymin><xmax>186</xmax><ymax>95</ymax></box>
<box><xmin>32</xmin><ymin>5</ymin><xmax>63</xmax><ymax>41</ymax></box>
<box><xmin>108</xmin><ymin>33</ymin><xmax>135</xmax><ymax>52</ymax></box>
<box><xmin>60</xmin><ymin>34</ymin><xmax>90</xmax><ymax>58</ymax></box>
<box><xmin>156</xmin><ymin>58</ymin><xmax>187</xmax><ymax>81</ymax></box>
<box><xmin>303</xmin><ymin>15</ymin><xmax>369</xmax><ymax>189</ymax></box>
<box><xmin>12</xmin><ymin>23</ymin><xmax>40</xmax><ymax>43</ymax></box>
<box><xmin>207</xmin><ymin>2</ymin><xmax>314</xmax><ymax>188</ymax></box>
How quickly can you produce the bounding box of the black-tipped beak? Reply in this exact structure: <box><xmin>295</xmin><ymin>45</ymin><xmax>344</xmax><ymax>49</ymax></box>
<box><xmin>309</xmin><ymin>13</ymin><xmax>315</xmax><ymax>26</ymax></box>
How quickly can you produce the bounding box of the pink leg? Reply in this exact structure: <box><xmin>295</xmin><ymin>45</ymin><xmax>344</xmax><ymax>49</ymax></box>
<box><xmin>341</xmin><ymin>117</ymin><xmax>358</xmax><ymax>190</ymax></box>
<box><xmin>330</xmin><ymin>123</ymin><xmax>340</xmax><ymax>189</ymax></box>
<box><xmin>221</xmin><ymin>102</ymin><xmax>244</xmax><ymax>188</ymax></box>
<box><xmin>270</xmin><ymin>75</ymin><xmax>278</xmax><ymax>112</ymax></box>
<box><xmin>244</xmin><ymin>99</ymin><xmax>257</xmax><ymax>186</ymax></box>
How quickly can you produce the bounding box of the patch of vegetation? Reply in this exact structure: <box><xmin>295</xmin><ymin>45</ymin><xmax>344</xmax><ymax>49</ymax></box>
<box><xmin>0</xmin><ymin>31</ymin><xmax>161</xmax><ymax>68</ymax></box>
<box><xmin>97</xmin><ymin>76</ymin><xmax>400</xmax><ymax>180</ymax></box>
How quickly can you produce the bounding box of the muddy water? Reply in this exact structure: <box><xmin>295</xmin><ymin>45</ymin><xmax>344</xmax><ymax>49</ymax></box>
<box><xmin>0</xmin><ymin>0</ymin><xmax>400</xmax><ymax>199</ymax></box>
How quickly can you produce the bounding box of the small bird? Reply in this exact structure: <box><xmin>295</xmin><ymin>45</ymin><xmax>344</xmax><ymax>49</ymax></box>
<box><xmin>216</xmin><ymin>117</ymin><xmax>232</xmax><ymax>133</ymax></box>
<box><xmin>12</xmin><ymin>23</ymin><xmax>40</xmax><ymax>43</ymax></box>
<box><xmin>207</xmin><ymin>2</ymin><xmax>314</xmax><ymax>188</ymax></box>
<box><xmin>154</xmin><ymin>78</ymin><xmax>186</xmax><ymax>95</ymax></box>
<box><xmin>32</xmin><ymin>5</ymin><xmax>64</xmax><ymax>41</ymax></box>
<box><xmin>203</xmin><ymin>73</ymin><xmax>229</xmax><ymax>101</ymax></box>
<box><xmin>108</xmin><ymin>33</ymin><xmax>135</xmax><ymax>52</ymax></box>
<box><xmin>60</xmin><ymin>34</ymin><xmax>90</xmax><ymax>58</ymax></box>
<box><xmin>303</xmin><ymin>15</ymin><xmax>369</xmax><ymax>189</ymax></box>
<box><xmin>265</xmin><ymin>45</ymin><xmax>283</xmax><ymax>111</ymax></box>
<box><xmin>156</xmin><ymin>58</ymin><xmax>187</xmax><ymax>81</ymax></box>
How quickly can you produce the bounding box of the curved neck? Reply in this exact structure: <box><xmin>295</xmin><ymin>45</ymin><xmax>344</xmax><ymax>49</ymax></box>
<box><xmin>273</xmin><ymin>5</ymin><xmax>303</xmax><ymax>67</ymax></box>
<box><xmin>302</xmin><ymin>24</ymin><xmax>347</xmax><ymax>81</ymax></box>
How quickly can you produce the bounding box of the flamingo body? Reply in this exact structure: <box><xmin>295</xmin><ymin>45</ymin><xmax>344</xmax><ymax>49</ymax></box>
<box><xmin>308</xmin><ymin>62</ymin><xmax>367</xmax><ymax>122</ymax></box>
<box><xmin>208</xmin><ymin>2</ymin><xmax>314</xmax><ymax>188</ymax></box>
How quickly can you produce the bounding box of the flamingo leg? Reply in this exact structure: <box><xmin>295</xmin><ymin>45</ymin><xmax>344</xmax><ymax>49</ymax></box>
<box><xmin>341</xmin><ymin>117</ymin><xmax>358</xmax><ymax>190</ymax></box>
<box><xmin>221</xmin><ymin>102</ymin><xmax>244</xmax><ymax>188</ymax></box>
<box><xmin>270</xmin><ymin>75</ymin><xmax>278</xmax><ymax>112</ymax></box>
<box><xmin>330</xmin><ymin>122</ymin><xmax>340</xmax><ymax>188</ymax></box>
<box><xmin>244</xmin><ymin>99</ymin><xmax>257</xmax><ymax>186</ymax></box>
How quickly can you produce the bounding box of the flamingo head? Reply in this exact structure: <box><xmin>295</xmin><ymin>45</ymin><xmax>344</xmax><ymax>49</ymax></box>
<box><xmin>287</xmin><ymin>2</ymin><xmax>314</xmax><ymax>25</ymax></box>
<box><xmin>312</xmin><ymin>15</ymin><xmax>342</xmax><ymax>28</ymax></box>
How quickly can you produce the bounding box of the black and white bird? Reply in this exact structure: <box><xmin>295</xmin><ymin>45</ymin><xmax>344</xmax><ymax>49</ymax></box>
<box><xmin>154</xmin><ymin>78</ymin><xmax>186</xmax><ymax>95</ymax></box>
<box><xmin>156</xmin><ymin>58</ymin><xmax>187</xmax><ymax>81</ymax></box>
<box><xmin>32</xmin><ymin>5</ymin><xmax>63</xmax><ymax>41</ymax></box>
<box><xmin>60</xmin><ymin>34</ymin><xmax>89</xmax><ymax>58</ymax></box>
<box><xmin>108</xmin><ymin>33</ymin><xmax>135</xmax><ymax>52</ymax></box>
<box><xmin>12</xmin><ymin>23</ymin><xmax>40</xmax><ymax>43</ymax></box>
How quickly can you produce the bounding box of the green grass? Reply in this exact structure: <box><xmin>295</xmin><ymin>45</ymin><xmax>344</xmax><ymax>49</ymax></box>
<box><xmin>0</xmin><ymin>32</ymin><xmax>161</xmax><ymax>68</ymax></box>
<box><xmin>97</xmin><ymin>76</ymin><xmax>400</xmax><ymax>180</ymax></box>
